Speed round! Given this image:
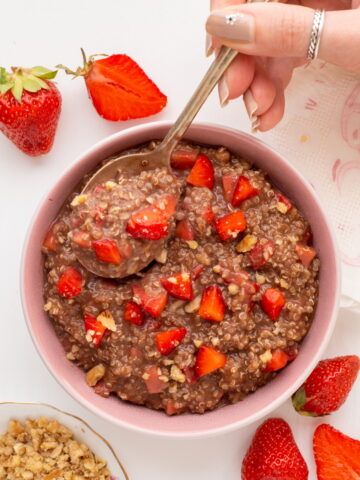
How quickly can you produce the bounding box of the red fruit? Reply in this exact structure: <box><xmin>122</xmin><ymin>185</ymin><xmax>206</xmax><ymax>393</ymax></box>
<box><xmin>187</xmin><ymin>154</ymin><xmax>215</xmax><ymax>189</ymax></box>
<box><xmin>232</xmin><ymin>175</ymin><xmax>259</xmax><ymax>206</ymax></box>
<box><xmin>56</xmin><ymin>267</ymin><xmax>83</xmax><ymax>298</ymax></box>
<box><xmin>165</xmin><ymin>399</ymin><xmax>178</xmax><ymax>415</ymax></box>
<box><xmin>152</xmin><ymin>194</ymin><xmax>177</xmax><ymax>219</ymax></box>
<box><xmin>58</xmin><ymin>51</ymin><xmax>166</xmax><ymax>121</ymax></box>
<box><xmin>192</xmin><ymin>264</ymin><xmax>204</xmax><ymax>280</ymax></box>
<box><xmin>161</xmin><ymin>272</ymin><xmax>193</xmax><ymax>301</ymax></box>
<box><xmin>248</xmin><ymin>240</ymin><xmax>275</xmax><ymax>269</ymax></box>
<box><xmin>202</xmin><ymin>207</ymin><xmax>215</xmax><ymax>224</ymax></box>
<box><xmin>194</xmin><ymin>345</ymin><xmax>227</xmax><ymax>378</ymax></box>
<box><xmin>42</xmin><ymin>224</ymin><xmax>59</xmax><ymax>252</ymax></box>
<box><xmin>84</xmin><ymin>313</ymin><xmax>106</xmax><ymax>347</ymax></box>
<box><xmin>92</xmin><ymin>238</ymin><xmax>122</xmax><ymax>264</ymax></box>
<box><xmin>72</xmin><ymin>230</ymin><xmax>91</xmax><ymax>249</ymax></box>
<box><xmin>276</xmin><ymin>192</ymin><xmax>293</xmax><ymax>212</ymax></box>
<box><xmin>170</xmin><ymin>148</ymin><xmax>198</xmax><ymax>170</ymax></box>
<box><xmin>126</xmin><ymin>205</ymin><xmax>169</xmax><ymax>240</ymax></box>
<box><xmin>175</xmin><ymin>218</ymin><xmax>195</xmax><ymax>241</ymax></box>
<box><xmin>0</xmin><ymin>66</ymin><xmax>61</xmax><ymax>156</ymax></box>
<box><xmin>198</xmin><ymin>285</ymin><xmax>226</xmax><ymax>322</ymax></box>
<box><xmin>155</xmin><ymin>327</ymin><xmax>187</xmax><ymax>355</ymax></box>
<box><xmin>222</xmin><ymin>174</ymin><xmax>238</xmax><ymax>202</ymax></box>
<box><xmin>261</xmin><ymin>288</ymin><xmax>286</xmax><ymax>321</ymax></box>
<box><xmin>143</xmin><ymin>365</ymin><xmax>167</xmax><ymax>394</ymax></box>
<box><xmin>132</xmin><ymin>284</ymin><xmax>168</xmax><ymax>318</ymax></box>
<box><xmin>123</xmin><ymin>300</ymin><xmax>144</xmax><ymax>326</ymax></box>
<box><xmin>215</xmin><ymin>211</ymin><xmax>247</xmax><ymax>241</ymax></box>
<box><xmin>295</xmin><ymin>243</ymin><xmax>317</xmax><ymax>268</ymax></box>
<box><xmin>222</xmin><ymin>269</ymin><xmax>250</xmax><ymax>286</ymax></box>
<box><xmin>313</xmin><ymin>424</ymin><xmax>360</xmax><ymax>480</ymax></box>
<box><xmin>265</xmin><ymin>349</ymin><xmax>290</xmax><ymax>372</ymax></box>
<box><xmin>292</xmin><ymin>355</ymin><xmax>360</xmax><ymax>416</ymax></box>
<box><xmin>242</xmin><ymin>418</ymin><xmax>308</xmax><ymax>480</ymax></box>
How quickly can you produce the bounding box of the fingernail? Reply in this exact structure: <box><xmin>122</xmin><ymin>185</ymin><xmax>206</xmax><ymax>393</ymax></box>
<box><xmin>252</xmin><ymin>117</ymin><xmax>260</xmax><ymax>134</ymax></box>
<box><xmin>205</xmin><ymin>33</ymin><xmax>214</xmax><ymax>57</ymax></box>
<box><xmin>206</xmin><ymin>10</ymin><xmax>255</xmax><ymax>43</ymax></box>
<box><xmin>244</xmin><ymin>89</ymin><xmax>259</xmax><ymax>132</ymax></box>
<box><xmin>218</xmin><ymin>73</ymin><xmax>229</xmax><ymax>107</ymax></box>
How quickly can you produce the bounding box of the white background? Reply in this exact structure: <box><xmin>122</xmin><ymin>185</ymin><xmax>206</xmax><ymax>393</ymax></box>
<box><xmin>0</xmin><ymin>1</ymin><xmax>359</xmax><ymax>478</ymax></box>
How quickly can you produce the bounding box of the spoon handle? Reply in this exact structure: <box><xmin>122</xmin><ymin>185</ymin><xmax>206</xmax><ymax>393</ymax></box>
<box><xmin>160</xmin><ymin>46</ymin><xmax>238</xmax><ymax>156</ymax></box>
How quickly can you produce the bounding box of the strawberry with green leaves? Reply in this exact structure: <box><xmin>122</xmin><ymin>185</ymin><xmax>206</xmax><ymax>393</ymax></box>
<box><xmin>0</xmin><ymin>66</ymin><xmax>61</xmax><ymax>156</ymax></box>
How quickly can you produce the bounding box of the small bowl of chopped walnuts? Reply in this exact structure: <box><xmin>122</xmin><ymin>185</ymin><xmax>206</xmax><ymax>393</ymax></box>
<box><xmin>0</xmin><ymin>402</ymin><xmax>128</xmax><ymax>480</ymax></box>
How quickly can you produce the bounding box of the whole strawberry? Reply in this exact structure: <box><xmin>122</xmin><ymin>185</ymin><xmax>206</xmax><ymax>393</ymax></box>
<box><xmin>292</xmin><ymin>355</ymin><xmax>359</xmax><ymax>416</ymax></box>
<box><xmin>242</xmin><ymin>418</ymin><xmax>308</xmax><ymax>480</ymax></box>
<box><xmin>0</xmin><ymin>66</ymin><xmax>61</xmax><ymax>156</ymax></box>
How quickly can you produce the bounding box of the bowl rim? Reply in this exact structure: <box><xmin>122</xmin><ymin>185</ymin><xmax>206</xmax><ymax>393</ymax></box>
<box><xmin>20</xmin><ymin>121</ymin><xmax>341</xmax><ymax>438</ymax></box>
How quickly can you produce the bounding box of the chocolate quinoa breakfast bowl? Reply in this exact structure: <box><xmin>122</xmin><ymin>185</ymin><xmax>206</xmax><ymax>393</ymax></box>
<box><xmin>42</xmin><ymin>137</ymin><xmax>320</xmax><ymax>416</ymax></box>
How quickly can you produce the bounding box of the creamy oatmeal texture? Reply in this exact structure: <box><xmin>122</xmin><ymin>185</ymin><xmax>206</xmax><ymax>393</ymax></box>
<box><xmin>42</xmin><ymin>141</ymin><xmax>319</xmax><ymax>415</ymax></box>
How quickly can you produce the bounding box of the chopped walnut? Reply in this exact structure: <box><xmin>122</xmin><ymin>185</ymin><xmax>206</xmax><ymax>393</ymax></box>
<box><xmin>97</xmin><ymin>310</ymin><xmax>116</xmax><ymax>332</ymax></box>
<box><xmin>155</xmin><ymin>248</ymin><xmax>168</xmax><ymax>264</ymax></box>
<box><xmin>236</xmin><ymin>234</ymin><xmax>258</xmax><ymax>253</ymax></box>
<box><xmin>184</xmin><ymin>295</ymin><xmax>201</xmax><ymax>313</ymax></box>
<box><xmin>186</xmin><ymin>240</ymin><xmax>198</xmax><ymax>250</ymax></box>
<box><xmin>70</xmin><ymin>194</ymin><xmax>88</xmax><ymax>207</ymax></box>
<box><xmin>86</xmin><ymin>364</ymin><xmax>106</xmax><ymax>387</ymax></box>
<box><xmin>170</xmin><ymin>365</ymin><xmax>186</xmax><ymax>383</ymax></box>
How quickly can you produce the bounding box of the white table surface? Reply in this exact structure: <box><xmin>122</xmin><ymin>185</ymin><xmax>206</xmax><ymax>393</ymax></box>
<box><xmin>0</xmin><ymin>1</ymin><xmax>359</xmax><ymax>478</ymax></box>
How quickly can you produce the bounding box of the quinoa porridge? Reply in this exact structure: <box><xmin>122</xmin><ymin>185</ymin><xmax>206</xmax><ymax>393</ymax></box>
<box><xmin>42</xmin><ymin>141</ymin><xmax>319</xmax><ymax>415</ymax></box>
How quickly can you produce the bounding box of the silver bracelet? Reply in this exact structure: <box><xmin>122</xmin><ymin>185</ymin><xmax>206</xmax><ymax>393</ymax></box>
<box><xmin>307</xmin><ymin>9</ymin><xmax>325</xmax><ymax>60</ymax></box>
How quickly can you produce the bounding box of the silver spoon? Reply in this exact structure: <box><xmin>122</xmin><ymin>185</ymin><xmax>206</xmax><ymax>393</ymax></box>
<box><xmin>75</xmin><ymin>47</ymin><xmax>237</xmax><ymax>278</ymax></box>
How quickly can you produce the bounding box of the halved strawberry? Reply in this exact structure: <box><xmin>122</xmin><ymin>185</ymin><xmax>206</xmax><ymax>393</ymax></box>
<box><xmin>84</xmin><ymin>313</ymin><xmax>106</xmax><ymax>347</ymax></box>
<box><xmin>72</xmin><ymin>230</ymin><xmax>91</xmax><ymax>249</ymax></box>
<box><xmin>222</xmin><ymin>174</ymin><xmax>238</xmax><ymax>202</ymax></box>
<box><xmin>192</xmin><ymin>264</ymin><xmax>204</xmax><ymax>280</ymax></box>
<box><xmin>295</xmin><ymin>243</ymin><xmax>316</xmax><ymax>268</ymax></box>
<box><xmin>265</xmin><ymin>349</ymin><xmax>290</xmax><ymax>372</ymax></box>
<box><xmin>155</xmin><ymin>327</ymin><xmax>187</xmax><ymax>355</ymax></box>
<box><xmin>215</xmin><ymin>211</ymin><xmax>247</xmax><ymax>241</ymax></box>
<box><xmin>194</xmin><ymin>345</ymin><xmax>227</xmax><ymax>378</ymax></box>
<box><xmin>276</xmin><ymin>192</ymin><xmax>293</xmax><ymax>212</ymax></box>
<box><xmin>232</xmin><ymin>175</ymin><xmax>259</xmax><ymax>206</ymax></box>
<box><xmin>248</xmin><ymin>240</ymin><xmax>275</xmax><ymax>269</ymax></box>
<box><xmin>202</xmin><ymin>207</ymin><xmax>215</xmax><ymax>224</ymax></box>
<box><xmin>161</xmin><ymin>272</ymin><xmax>193</xmax><ymax>301</ymax></box>
<box><xmin>126</xmin><ymin>205</ymin><xmax>169</xmax><ymax>240</ymax></box>
<box><xmin>170</xmin><ymin>148</ymin><xmax>198</xmax><ymax>170</ymax></box>
<box><xmin>123</xmin><ymin>300</ymin><xmax>144</xmax><ymax>326</ymax></box>
<box><xmin>175</xmin><ymin>218</ymin><xmax>195</xmax><ymax>240</ymax></box>
<box><xmin>56</xmin><ymin>267</ymin><xmax>83</xmax><ymax>298</ymax></box>
<box><xmin>152</xmin><ymin>194</ymin><xmax>177</xmax><ymax>219</ymax></box>
<box><xmin>198</xmin><ymin>285</ymin><xmax>226</xmax><ymax>322</ymax></box>
<box><xmin>143</xmin><ymin>365</ymin><xmax>167</xmax><ymax>394</ymax></box>
<box><xmin>132</xmin><ymin>284</ymin><xmax>168</xmax><ymax>318</ymax></box>
<box><xmin>92</xmin><ymin>238</ymin><xmax>122</xmax><ymax>264</ymax></box>
<box><xmin>42</xmin><ymin>224</ymin><xmax>58</xmax><ymax>252</ymax></box>
<box><xmin>187</xmin><ymin>154</ymin><xmax>215</xmax><ymax>189</ymax></box>
<box><xmin>261</xmin><ymin>288</ymin><xmax>286</xmax><ymax>321</ymax></box>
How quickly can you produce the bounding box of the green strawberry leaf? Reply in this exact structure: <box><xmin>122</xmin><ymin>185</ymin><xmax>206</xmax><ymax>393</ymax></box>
<box><xmin>0</xmin><ymin>67</ymin><xmax>8</xmax><ymax>84</ymax></box>
<box><xmin>0</xmin><ymin>82</ymin><xmax>13</xmax><ymax>94</ymax></box>
<box><xmin>22</xmin><ymin>75</ymin><xmax>45</xmax><ymax>93</ymax></box>
<box><xmin>30</xmin><ymin>66</ymin><xmax>58</xmax><ymax>80</ymax></box>
<box><xmin>11</xmin><ymin>76</ymin><xmax>23</xmax><ymax>102</ymax></box>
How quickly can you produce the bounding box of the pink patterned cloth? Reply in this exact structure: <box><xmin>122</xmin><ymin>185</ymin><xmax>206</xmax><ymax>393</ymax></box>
<box><xmin>261</xmin><ymin>61</ymin><xmax>360</xmax><ymax>308</ymax></box>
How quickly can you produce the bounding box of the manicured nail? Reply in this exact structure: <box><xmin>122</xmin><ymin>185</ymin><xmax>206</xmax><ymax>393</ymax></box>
<box><xmin>252</xmin><ymin>116</ymin><xmax>260</xmax><ymax>133</ymax></box>
<box><xmin>205</xmin><ymin>33</ymin><xmax>214</xmax><ymax>57</ymax></box>
<box><xmin>244</xmin><ymin>89</ymin><xmax>259</xmax><ymax>132</ymax></box>
<box><xmin>218</xmin><ymin>73</ymin><xmax>229</xmax><ymax>107</ymax></box>
<box><xmin>206</xmin><ymin>10</ymin><xmax>255</xmax><ymax>43</ymax></box>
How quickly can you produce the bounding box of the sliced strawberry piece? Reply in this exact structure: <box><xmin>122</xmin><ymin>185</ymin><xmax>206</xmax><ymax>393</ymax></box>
<box><xmin>232</xmin><ymin>175</ymin><xmax>259</xmax><ymax>206</ymax></box>
<box><xmin>265</xmin><ymin>349</ymin><xmax>290</xmax><ymax>372</ymax></box>
<box><xmin>261</xmin><ymin>288</ymin><xmax>286</xmax><ymax>321</ymax></box>
<box><xmin>123</xmin><ymin>300</ymin><xmax>144</xmax><ymax>326</ymax></box>
<box><xmin>152</xmin><ymin>194</ymin><xmax>177</xmax><ymax>219</ymax></box>
<box><xmin>276</xmin><ymin>192</ymin><xmax>293</xmax><ymax>212</ymax></box>
<box><xmin>155</xmin><ymin>327</ymin><xmax>187</xmax><ymax>355</ymax></box>
<box><xmin>42</xmin><ymin>224</ymin><xmax>58</xmax><ymax>252</ymax></box>
<box><xmin>222</xmin><ymin>174</ymin><xmax>238</xmax><ymax>202</ymax></box>
<box><xmin>175</xmin><ymin>218</ymin><xmax>195</xmax><ymax>241</ymax></box>
<box><xmin>132</xmin><ymin>284</ymin><xmax>168</xmax><ymax>318</ymax></box>
<box><xmin>56</xmin><ymin>267</ymin><xmax>83</xmax><ymax>298</ymax></box>
<box><xmin>184</xmin><ymin>366</ymin><xmax>197</xmax><ymax>384</ymax></box>
<box><xmin>84</xmin><ymin>313</ymin><xmax>106</xmax><ymax>347</ymax></box>
<box><xmin>143</xmin><ymin>365</ymin><xmax>167</xmax><ymax>394</ymax></box>
<box><xmin>215</xmin><ymin>211</ymin><xmax>247</xmax><ymax>241</ymax></box>
<box><xmin>165</xmin><ymin>399</ymin><xmax>178</xmax><ymax>415</ymax></box>
<box><xmin>295</xmin><ymin>243</ymin><xmax>316</xmax><ymax>268</ymax></box>
<box><xmin>202</xmin><ymin>207</ymin><xmax>215</xmax><ymax>224</ymax></box>
<box><xmin>187</xmin><ymin>154</ymin><xmax>215</xmax><ymax>189</ymax></box>
<box><xmin>249</xmin><ymin>240</ymin><xmax>275</xmax><ymax>269</ymax></box>
<box><xmin>92</xmin><ymin>238</ymin><xmax>122</xmax><ymax>264</ymax></box>
<box><xmin>194</xmin><ymin>345</ymin><xmax>227</xmax><ymax>378</ymax></box>
<box><xmin>126</xmin><ymin>205</ymin><xmax>169</xmax><ymax>240</ymax></box>
<box><xmin>222</xmin><ymin>269</ymin><xmax>250</xmax><ymax>286</ymax></box>
<box><xmin>72</xmin><ymin>230</ymin><xmax>91</xmax><ymax>249</ymax></box>
<box><xmin>198</xmin><ymin>285</ymin><xmax>226</xmax><ymax>322</ymax></box>
<box><xmin>161</xmin><ymin>272</ymin><xmax>193</xmax><ymax>301</ymax></box>
<box><xmin>170</xmin><ymin>148</ymin><xmax>198</xmax><ymax>170</ymax></box>
<box><xmin>192</xmin><ymin>264</ymin><xmax>204</xmax><ymax>280</ymax></box>
<box><xmin>302</xmin><ymin>227</ymin><xmax>313</xmax><ymax>245</ymax></box>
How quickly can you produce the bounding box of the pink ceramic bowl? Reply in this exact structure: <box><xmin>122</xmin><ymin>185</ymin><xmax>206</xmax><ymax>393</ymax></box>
<box><xmin>21</xmin><ymin>122</ymin><xmax>340</xmax><ymax>437</ymax></box>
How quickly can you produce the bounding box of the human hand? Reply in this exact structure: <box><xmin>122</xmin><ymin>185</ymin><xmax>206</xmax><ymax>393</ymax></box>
<box><xmin>206</xmin><ymin>0</ymin><xmax>360</xmax><ymax>131</ymax></box>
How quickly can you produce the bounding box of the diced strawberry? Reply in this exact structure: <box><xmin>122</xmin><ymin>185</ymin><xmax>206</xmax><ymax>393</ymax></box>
<box><xmin>126</xmin><ymin>205</ymin><xmax>169</xmax><ymax>240</ymax></box>
<box><xmin>261</xmin><ymin>288</ymin><xmax>286</xmax><ymax>321</ymax></box>
<box><xmin>155</xmin><ymin>327</ymin><xmax>187</xmax><ymax>355</ymax></box>
<box><xmin>215</xmin><ymin>211</ymin><xmax>247</xmax><ymax>241</ymax></box>
<box><xmin>198</xmin><ymin>285</ymin><xmax>226</xmax><ymax>322</ymax></box>
<box><xmin>72</xmin><ymin>230</ymin><xmax>91</xmax><ymax>249</ymax></box>
<box><xmin>143</xmin><ymin>365</ymin><xmax>167</xmax><ymax>394</ymax></box>
<box><xmin>132</xmin><ymin>284</ymin><xmax>168</xmax><ymax>318</ymax></box>
<box><xmin>202</xmin><ymin>207</ymin><xmax>215</xmax><ymax>224</ymax></box>
<box><xmin>42</xmin><ymin>224</ymin><xmax>58</xmax><ymax>252</ymax></box>
<box><xmin>302</xmin><ymin>227</ymin><xmax>313</xmax><ymax>245</ymax></box>
<box><xmin>295</xmin><ymin>243</ymin><xmax>316</xmax><ymax>268</ymax></box>
<box><xmin>161</xmin><ymin>272</ymin><xmax>193</xmax><ymax>301</ymax></box>
<box><xmin>222</xmin><ymin>269</ymin><xmax>250</xmax><ymax>286</ymax></box>
<box><xmin>123</xmin><ymin>300</ymin><xmax>144</xmax><ymax>326</ymax></box>
<box><xmin>92</xmin><ymin>238</ymin><xmax>122</xmax><ymax>264</ymax></box>
<box><xmin>165</xmin><ymin>399</ymin><xmax>178</xmax><ymax>415</ymax></box>
<box><xmin>192</xmin><ymin>264</ymin><xmax>204</xmax><ymax>280</ymax></box>
<box><xmin>175</xmin><ymin>218</ymin><xmax>195</xmax><ymax>241</ymax></box>
<box><xmin>93</xmin><ymin>185</ymin><xmax>105</xmax><ymax>195</ymax></box>
<box><xmin>152</xmin><ymin>194</ymin><xmax>177</xmax><ymax>219</ymax></box>
<box><xmin>56</xmin><ymin>267</ymin><xmax>83</xmax><ymax>298</ymax></box>
<box><xmin>276</xmin><ymin>192</ymin><xmax>293</xmax><ymax>212</ymax></box>
<box><xmin>222</xmin><ymin>174</ymin><xmax>238</xmax><ymax>202</ymax></box>
<box><xmin>249</xmin><ymin>240</ymin><xmax>275</xmax><ymax>269</ymax></box>
<box><xmin>194</xmin><ymin>345</ymin><xmax>227</xmax><ymax>378</ymax></box>
<box><xmin>170</xmin><ymin>148</ymin><xmax>198</xmax><ymax>170</ymax></box>
<box><xmin>232</xmin><ymin>175</ymin><xmax>259</xmax><ymax>206</ymax></box>
<box><xmin>184</xmin><ymin>366</ymin><xmax>197</xmax><ymax>384</ymax></box>
<box><xmin>94</xmin><ymin>381</ymin><xmax>111</xmax><ymax>397</ymax></box>
<box><xmin>265</xmin><ymin>349</ymin><xmax>290</xmax><ymax>372</ymax></box>
<box><xmin>187</xmin><ymin>154</ymin><xmax>215</xmax><ymax>189</ymax></box>
<box><xmin>84</xmin><ymin>313</ymin><xmax>106</xmax><ymax>347</ymax></box>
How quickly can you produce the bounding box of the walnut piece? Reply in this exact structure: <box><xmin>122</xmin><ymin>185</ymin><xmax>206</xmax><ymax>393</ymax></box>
<box><xmin>86</xmin><ymin>363</ymin><xmax>106</xmax><ymax>387</ymax></box>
